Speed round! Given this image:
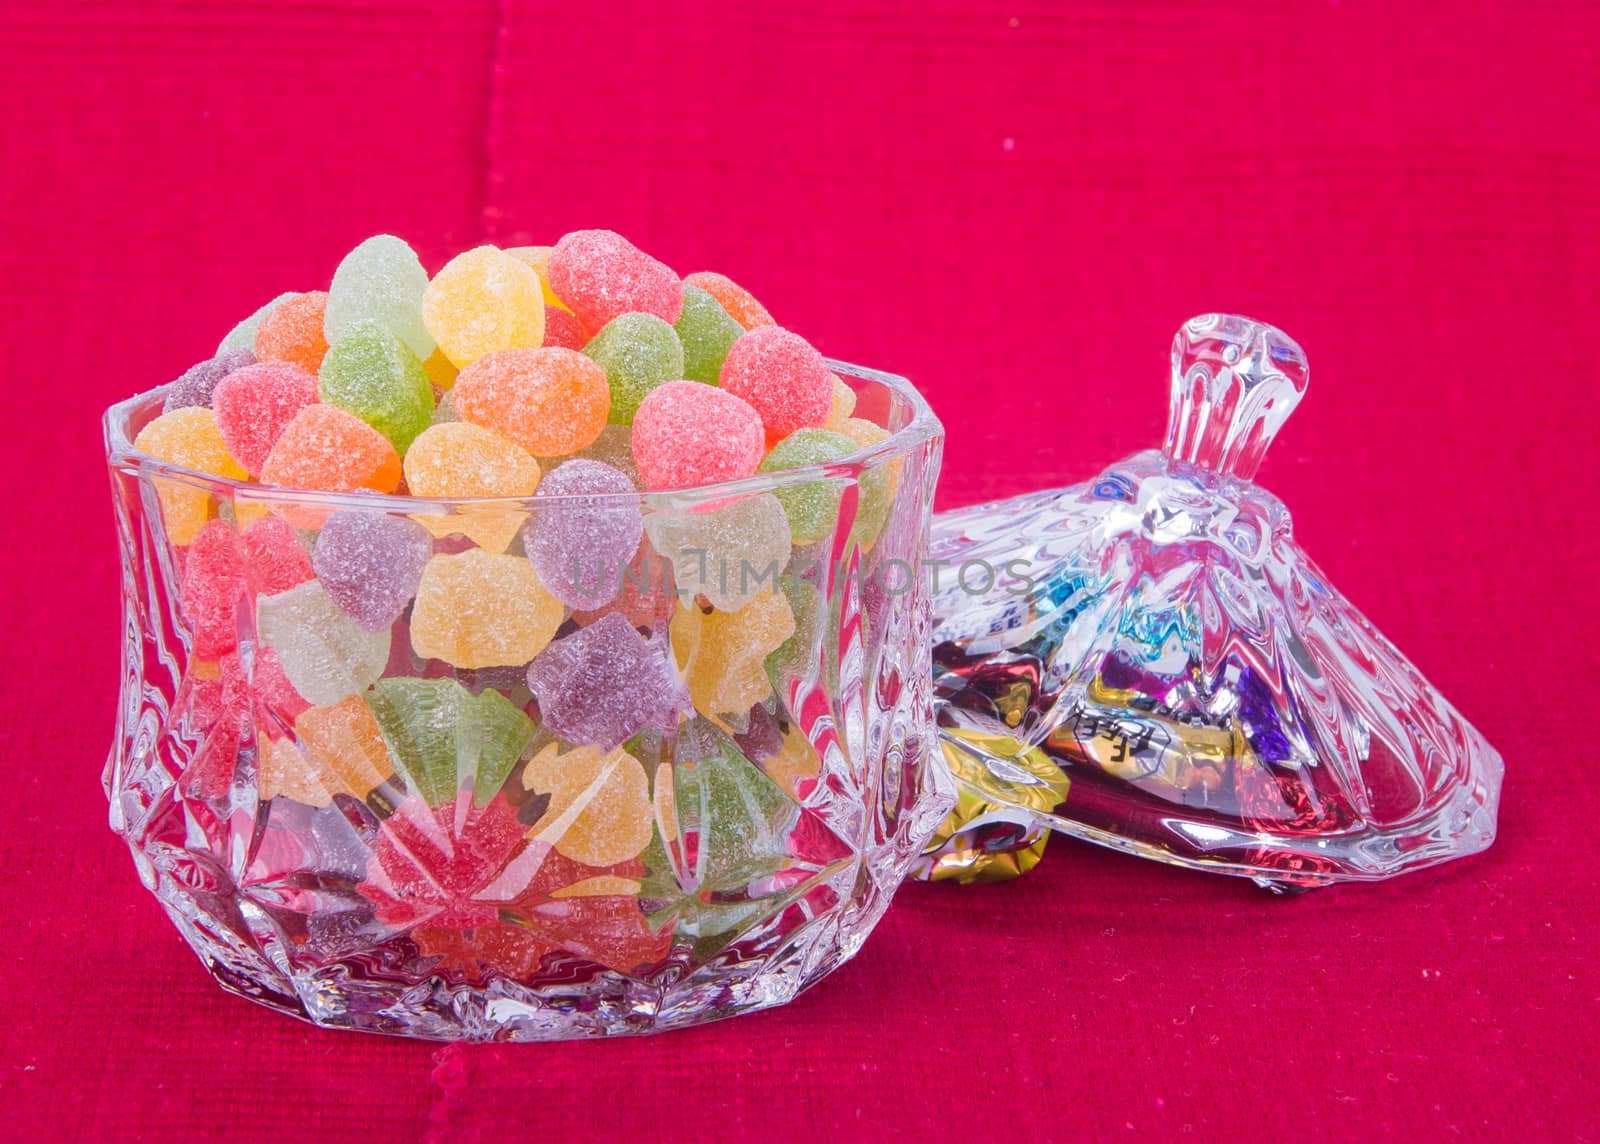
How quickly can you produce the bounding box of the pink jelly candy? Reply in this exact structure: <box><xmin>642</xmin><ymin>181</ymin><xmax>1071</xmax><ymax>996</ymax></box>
<box><xmin>547</xmin><ymin>229</ymin><xmax>683</xmax><ymax>331</ymax></box>
<box><xmin>630</xmin><ymin>380</ymin><xmax>764</xmax><ymax>491</ymax></box>
<box><xmin>524</xmin><ymin>612</ymin><xmax>690</xmax><ymax>749</ymax></box>
<box><xmin>311</xmin><ymin>511</ymin><xmax>433</xmax><ymax>631</ymax></box>
<box><xmin>524</xmin><ymin>460</ymin><xmax>642</xmax><ymax>609</ymax></box>
<box><xmin>212</xmin><ymin>361</ymin><xmax>320</xmax><ymax>477</ymax></box>
<box><xmin>718</xmin><ymin>325</ymin><xmax>832</xmax><ymax>444</ymax></box>
<box><xmin>239</xmin><ymin>516</ymin><xmax>314</xmax><ymax>596</ymax></box>
<box><xmin>180</xmin><ymin>520</ymin><xmax>246</xmax><ymax>658</ymax></box>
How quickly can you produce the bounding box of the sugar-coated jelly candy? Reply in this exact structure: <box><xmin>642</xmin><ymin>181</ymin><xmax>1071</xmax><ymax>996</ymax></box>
<box><xmin>524</xmin><ymin>612</ymin><xmax>689</xmax><ymax>749</ymax></box>
<box><xmin>180</xmin><ymin>520</ymin><xmax>245</xmax><ymax>657</ymax></box>
<box><xmin>312</xmin><ymin>511</ymin><xmax>432</xmax><ymax>631</ymax></box>
<box><xmin>825</xmin><ymin>375</ymin><xmax>856</xmax><ymax>427</ymax></box>
<box><xmin>218</xmin><ymin>292</ymin><xmax>293</xmax><ymax>355</ymax></box>
<box><xmin>212</xmin><ymin>361</ymin><xmax>320</xmax><ymax>477</ymax></box>
<box><xmin>503</xmin><ymin>245</ymin><xmax>570</xmax><ymax>309</ymax></box>
<box><xmin>324</xmin><ymin>234</ymin><xmax>435</xmax><ymax>360</ymax></box>
<box><xmin>522</xmin><ymin>741</ymin><xmax>653</xmax><ymax>866</ymax></box>
<box><xmin>720</xmin><ymin>326</ymin><xmax>832</xmax><ymax>444</ymax></box>
<box><xmin>672</xmin><ymin>590</ymin><xmax>797</xmax><ymax>718</ymax></box>
<box><xmin>254</xmin><ymin>291</ymin><xmax>330</xmax><ymax>377</ymax></box>
<box><xmin>453</xmin><ymin>347</ymin><xmax>609</xmax><ymax>457</ymax></box>
<box><xmin>239</xmin><ymin>516</ymin><xmax>314</xmax><ymax>596</ymax></box>
<box><xmin>404</xmin><ymin>421</ymin><xmax>540</xmax><ymax>551</ymax></box>
<box><xmin>422</xmin><ymin>245</ymin><xmax>544</xmax><ymax>369</ymax></box>
<box><xmin>644</xmin><ymin>493</ymin><xmax>791</xmax><ymax>612</ymax></box>
<box><xmin>318</xmin><ymin>320</ymin><xmax>435</xmax><ymax>454</ymax></box>
<box><xmin>630</xmin><ymin>380</ymin><xmax>764</xmax><ymax>491</ymax></box>
<box><xmin>164</xmin><ymin>348</ymin><xmax>255</xmax><ymax>414</ymax></box>
<box><xmin>542</xmin><ymin>305</ymin><xmax>588</xmax><ymax>351</ymax></box>
<box><xmin>547</xmin><ymin>229</ymin><xmax>683</xmax><ymax>331</ymax></box>
<box><xmin>220</xmin><ymin>645</ymin><xmax>310</xmax><ymax>739</ymax></box>
<box><xmin>422</xmin><ymin>347</ymin><xmax>459</xmax><ymax>391</ymax></box>
<box><xmin>525</xmin><ymin>460</ymin><xmax>642</xmax><ymax>609</ymax></box>
<box><xmin>410</xmin><ymin>549</ymin><xmax>564</xmax><ymax>668</ymax></box>
<box><xmin>133</xmin><ymin>407</ymin><xmax>247</xmax><ymax>544</ymax></box>
<box><xmin>257</xmin><ymin>579</ymin><xmax>392</xmax><ymax>706</ymax></box>
<box><xmin>260</xmin><ymin>405</ymin><xmax>403</xmax><ymax>497</ymax></box>
<box><xmin>573</xmin><ymin>536</ymin><xmax>674</xmax><ymax>632</ymax></box>
<box><xmin>674</xmin><ymin>284</ymin><xmax>743</xmax><ymax>385</ymax></box>
<box><xmin>367</xmin><ymin>677</ymin><xmax>534</xmax><ymax>807</ymax></box>
<box><xmin>758</xmin><ymin>427</ymin><xmax>889</xmax><ymax>545</ymax></box>
<box><xmin>575</xmin><ymin>424</ymin><xmax>640</xmax><ymax>488</ymax></box>
<box><xmin>682</xmin><ymin>271</ymin><xmax>774</xmax><ymax>330</ymax></box>
<box><xmin>259</xmin><ymin>696</ymin><xmax>395</xmax><ymax>808</ymax></box>
<box><xmin>582</xmin><ymin>312</ymin><xmax>684</xmax><ymax>425</ymax></box>
<box><xmin>832</xmin><ymin>416</ymin><xmax>888</xmax><ymax>451</ymax></box>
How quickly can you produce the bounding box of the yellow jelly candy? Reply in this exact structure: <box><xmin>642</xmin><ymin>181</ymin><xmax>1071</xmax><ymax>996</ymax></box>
<box><xmin>422</xmin><ymin>347</ymin><xmax>459</xmax><ymax>391</ymax></box>
<box><xmin>422</xmin><ymin>245</ymin><xmax>546</xmax><ymax>369</ymax></box>
<box><xmin>403</xmin><ymin>422</ymin><xmax>541</xmax><ymax>553</ymax></box>
<box><xmin>761</xmin><ymin>721</ymin><xmax>824</xmax><ymax>799</ymax></box>
<box><xmin>504</xmin><ymin>245</ymin><xmax>570</xmax><ymax>311</ymax></box>
<box><xmin>258</xmin><ymin>697</ymin><xmax>393</xmax><ymax>807</ymax></box>
<box><xmin>409</xmin><ymin>549</ymin><xmax>563</xmax><ymax>668</ymax></box>
<box><xmin>824</xmin><ymin>374</ymin><xmax>857</xmax><ymax>429</ymax></box>
<box><xmin>522</xmin><ymin>742</ymin><xmax>653</xmax><ymax>867</ymax></box>
<box><xmin>671</xmin><ymin>590</ymin><xmax>796</xmax><ymax>717</ymax></box>
<box><xmin>133</xmin><ymin>407</ymin><xmax>247</xmax><ymax>544</ymax></box>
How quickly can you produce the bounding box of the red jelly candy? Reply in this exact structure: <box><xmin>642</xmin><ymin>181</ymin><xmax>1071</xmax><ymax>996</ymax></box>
<box><xmin>547</xmin><ymin>229</ymin><xmax>683</xmax><ymax>331</ymax></box>
<box><xmin>718</xmin><ymin>325</ymin><xmax>831</xmax><ymax>444</ymax></box>
<box><xmin>239</xmin><ymin>516</ymin><xmax>314</xmax><ymax>596</ymax></box>
<box><xmin>630</xmin><ymin>380</ymin><xmax>764</xmax><ymax>491</ymax></box>
<box><xmin>180</xmin><ymin>520</ymin><xmax>246</xmax><ymax>658</ymax></box>
<box><xmin>212</xmin><ymin>362</ymin><xmax>320</xmax><ymax>477</ymax></box>
<box><xmin>542</xmin><ymin>304</ymin><xmax>589</xmax><ymax>351</ymax></box>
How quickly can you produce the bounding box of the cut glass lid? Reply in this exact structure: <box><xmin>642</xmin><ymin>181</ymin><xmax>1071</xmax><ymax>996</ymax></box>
<box><xmin>919</xmin><ymin>315</ymin><xmax>1501</xmax><ymax>890</ymax></box>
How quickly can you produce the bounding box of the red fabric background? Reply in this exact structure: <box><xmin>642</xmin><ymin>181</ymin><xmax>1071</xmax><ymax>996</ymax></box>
<box><xmin>2</xmin><ymin>1</ymin><xmax>1596</xmax><ymax>1138</ymax></box>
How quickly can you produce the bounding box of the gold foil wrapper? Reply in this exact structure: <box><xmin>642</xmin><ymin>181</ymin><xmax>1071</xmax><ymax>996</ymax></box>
<box><xmin>914</xmin><ymin>726</ymin><xmax>1071</xmax><ymax>884</ymax></box>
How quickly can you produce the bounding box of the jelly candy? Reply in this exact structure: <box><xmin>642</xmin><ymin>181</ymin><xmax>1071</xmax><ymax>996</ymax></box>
<box><xmin>582</xmin><ymin>312</ymin><xmax>685</xmax><ymax>424</ymax></box>
<box><xmin>358</xmin><ymin>794</ymin><xmax>528</xmax><ymax>930</ymax></box>
<box><xmin>218</xmin><ymin>292</ymin><xmax>293</xmax><ymax>355</ymax></box>
<box><xmin>644</xmin><ymin>492</ymin><xmax>791</xmax><ymax>612</ymax></box>
<box><xmin>453</xmin><ymin>347</ymin><xmax>610</xmax><ymax>457</ymax></box>
<box><xmin>832</xmin><ymin>416</ymin><xmax>889</xmax><ymax>451</ymax></box>
<box><xmin>212</xmin><ymin>361</ymin><xmax>320</xmax><ymax>478</ymax></box>
<box><xmin>239</xmin><ymin>516</ymin><xmax>314</xmax><ymax>596</ymax></box>
<box><xmin>317</xmin><ymin>320</ymin><xmax>435</xmax><ymax>454</ymax></box>
<box><xmin>180</xmin><ymin>520</ymin><xmax>245</xmax><ymax>657</ymax></box>
<box><xmin>682</xmin><ymin>271</ymin><xmax>774</xmax><ymax>330</ymax></box>
<box><xmin>403</xmin><ymin>421</ymin><xmax>541</xmax><ymax>552</ymax></box>
<box><xmin>524</xmin><ymin>612</ymin><xmax>689</xmax><ymax>749</ymax></box>
<box><xmin>758</xmin><ymin>427</ymin><xmax>889</xmax><ymax>545</ymax></box>
<box><xmin>525</xmin><ymin>460</ymin><xmax>642</xmax><ymax>609</ymax></box>
<box><xmin>259</xmin><ymin>405</ymin><xmax>403</xmax><ymax>497</ymax></box>
<box><xmin>422</xmin><ymin>347</ymin><xmax>459</xmax><ymax>392</ymax></box>
<box><xmin>254</xmin><ymin>291</ymin><xmax>330</xmax><ymax>377</ymax></box>
<box><xmin>221</xmin><ymin>644</ymin><xmax>309</xmax><ymax>739</ymax></box>
<box><xmin>503</xmin><ymin>244</ymin><xmax>567</xmax><ymax>309</ymax></box>
<box><xmin>630</xmin><ymin>380</ymin><xmax>764</xmax><ymax>491</ymax></box>
<box><xmin>259</xmin><ymin>696</ymin><xmax>395</xmax><ymax>808</ymax></box>
<box><xmin>422</xmin><ymin>245</ymin><xmax>544</xmax><ymax>368</ymax></box>
<box><xmin>324</xmin><ymin>234</ymin><xmax>435</xmax><ymax>360</ymax></box>
<box><xmin>367</xmin><ymin>677</ymin><xmax>534</xmax><ymax>806</ymax></box>
<box><xmin>825</xmin><ymin>374</ymin><xmax>856</xmax><ymax>427</ymax></box>
<box><xmin>132</xmin><ymin>407</ymin><xmax>247</xmax><ymax>544</ymax></box>
<box><xmin>522</xmin><ymin>741</ymin><xmax>653</xmax><ymax>866</ymax></box>
<box><xmin>574</xmin><ymin>424</ymin><xmax>640</xmax><ymax>487</ymax></box>
<box><xmin>674</xmin><ymin>284</ymin><xmax>743</xmax><ymax>385</ymax></box>
<box><xmin>164</xmin><ymin>348</ymin><xmax>254</xmax><ymax>414</ymax></box>
<box><xmin>541</xmin><ymin>305</ymin><xmax>588</xmax><ymax>351</ymax></box>
<box><xmin>410</xmin><ymin>549</ymin><xmax>564</xmax><ymax>668</ymax></box>
<box><xmin>257</xmin><ymin>579</ymin><xmax>392</xmax><ymax>706</ymax></box>
<box><xmin>572</xmin><ymin>535</ymin><xmax>675</xmax><ymax>632</ymax></box>
<box><xmin>547</xmin><ymin>229</ymin><xmax>683</xmax><ymax>331</ymax></box>
<box><xmin>671</xmin><ymin>590</ymin><xmax>796</xmax><ymax>718</ymax></box>
<box><xmin>719</xmin><ymin>326</ymin><xmax>831</xmax><ymax>444</ymax></box>
<box><xmin>312</xmin><ymin>511</ymin><xmax>432</xmax><ymax>631</ymax></box>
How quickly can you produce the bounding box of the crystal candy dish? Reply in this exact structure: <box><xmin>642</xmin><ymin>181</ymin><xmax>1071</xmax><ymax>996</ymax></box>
<box><xmin>104</xmin><ymin>361</ymin><xmax>950</xmax><ymax>1040</ymax></box>
<box><xmin>923</xmin><ymin>316</ymin><xmax>1501</xmax><ymax>888</ymax></box>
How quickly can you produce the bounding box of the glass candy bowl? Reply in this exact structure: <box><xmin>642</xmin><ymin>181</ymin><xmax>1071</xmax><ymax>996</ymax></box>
<box><xmin>925</xmin><ymin>316</ymin><xmax>1501</xmax><ymax>889</ymax></box>
<box><xmin>103</xmin><ymin>362</ymin><xmax>950</xmax><ymax>1040</ymax></box>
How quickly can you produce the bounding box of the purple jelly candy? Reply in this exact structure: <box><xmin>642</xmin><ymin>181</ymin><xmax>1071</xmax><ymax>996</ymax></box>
<box><xmin>524</xmin><ymin>612</ymin><xmax>689</xmax><ymax>749</ymax></box>
<box><xmin>163</xmin><ymin>348</ymin><xmax>256</xmax><ymax>413</ymax></box>
<box><xmin>311</xmin><ymin>511</ymin><xmax>432</xmax><ymax>631</ymax></box>
<box><xmin>524</xmin><ymin>459</ymin><xmax>643</xmax><ymax>609</ymax></box>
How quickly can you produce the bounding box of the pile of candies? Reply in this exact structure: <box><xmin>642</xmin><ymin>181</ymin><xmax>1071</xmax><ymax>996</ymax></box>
<box><xmin>132</xmin><ymin>231</ymin><xmax>903</xmax><ymax>984</ymax></box>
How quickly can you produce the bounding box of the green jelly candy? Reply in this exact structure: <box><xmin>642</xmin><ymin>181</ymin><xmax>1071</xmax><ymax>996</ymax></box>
<box><xmin>217</xmin><ymin>292</ymin><xmax>293</xmax><ymax>355</ymax></box>
<box><xmin>318</xmin><ymin>320</ymin><xmax>435</xmax><ymax>454</ymax></box>
<box><xmin>673</xmin><ymin>284</ymin><xmax>742</xmax><ymax>385</ymax></box>
<box><xmin>325</xmin><ymin>234</ymin><xmax>435</xmax><ymax>360</ymax></box>
<box><xmin>367</xmin><ymin>677</ymin><xmax>534</xmax><ymax>806</ymax></box>
<box><xmin>757</xmin><ymin>428</ymin><xmax>889</xmax><ymax>546</ymax></box>
<box><xmin>583</xmin><ymin>312</ymin><xmax>685</xmax><ymax>425</ymax></box>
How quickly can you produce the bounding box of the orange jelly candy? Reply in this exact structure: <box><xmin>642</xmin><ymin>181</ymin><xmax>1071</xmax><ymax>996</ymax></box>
<box><xmin>683</xmin><ymin>271</ymin><xmax>775</xmax><ymax>330</ymax></box>
<box><xmin>254</xmin><ymin>291</ymin><xmax>330</xmax><ymax>376</ymax></box>
<box><xmin>453</xmin><ymin>347</ymin><xmax>610</xmax><ymax>457</ymax></box>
